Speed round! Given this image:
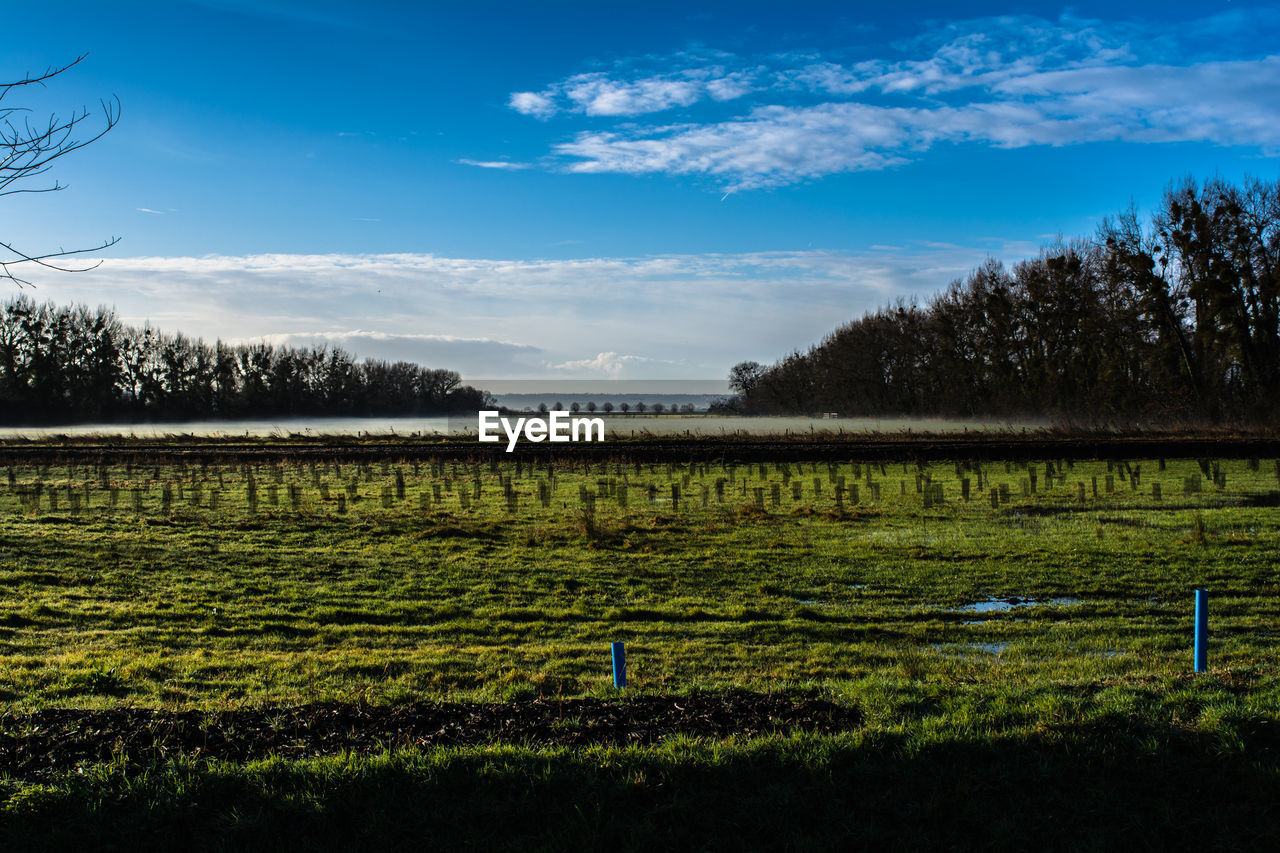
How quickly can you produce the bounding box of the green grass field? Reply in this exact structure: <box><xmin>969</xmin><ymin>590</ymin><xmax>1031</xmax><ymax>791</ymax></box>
<box><xmin>2</xmin><ymin>451</ymin><xmax>1279</xmax><ymax>849</ymax></box>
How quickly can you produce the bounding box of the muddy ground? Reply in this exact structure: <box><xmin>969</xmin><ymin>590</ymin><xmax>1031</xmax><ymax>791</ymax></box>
<box><xmin>0</xmin><ymin>694</ymin><xmax>862</xmax><ymax>778</ymax></box>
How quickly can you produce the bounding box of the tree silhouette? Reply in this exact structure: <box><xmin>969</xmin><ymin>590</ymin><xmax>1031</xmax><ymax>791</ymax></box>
<box><xmin>731</xmin><ymin>175</ymin><xmax>1280</xmax><ymax>424</ymax></box>
<box><xmin>728</xmin><ymin>361</ymin><xmax>765</xmax><ymax>396</ymax></box>
<box><xmin>0</xmin><ymin>295</ymin><xmax>492</xmax><ymax>423</ymax></box>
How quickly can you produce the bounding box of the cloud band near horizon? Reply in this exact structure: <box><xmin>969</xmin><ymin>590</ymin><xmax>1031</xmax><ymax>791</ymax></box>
<box><xmin>20</xmin><ymin>245</ymin><xmax>1022</xmax><ymax>379</ymax></box>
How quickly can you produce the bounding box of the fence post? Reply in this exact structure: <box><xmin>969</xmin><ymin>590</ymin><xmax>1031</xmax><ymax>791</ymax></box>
<box><xmin>1194</xmin><ymin>589</ymin><xmax>1208</xmax><ymax>673</ymax></box>
<box><xmin>611</xmin><ymin>641</ymin><xmax>627</xmax><ymax>689</ymax></box>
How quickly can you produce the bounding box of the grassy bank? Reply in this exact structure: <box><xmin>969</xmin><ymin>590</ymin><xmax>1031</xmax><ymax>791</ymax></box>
<box><xmin>6</xmin><ymin>722</ymin><xmax>1279</xmax><ymax>851</ymax></box>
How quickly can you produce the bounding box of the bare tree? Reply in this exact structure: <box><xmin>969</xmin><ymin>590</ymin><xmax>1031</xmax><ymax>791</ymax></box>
<box><xmin>728</xmin><ymin>361</ymin><xmax>765</xmax><ymax>396</ymax></box>
<box><xmin>2</xmin><ymin>55</ymin><xmax>120</xmax><ymax>287</ymax></box>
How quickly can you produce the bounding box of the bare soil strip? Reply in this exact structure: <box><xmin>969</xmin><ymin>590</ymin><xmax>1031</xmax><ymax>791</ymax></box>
<box><xmin>0</xmin><ymin>695</ymin><xmax>861</xmax><ymax>777</ymax></box>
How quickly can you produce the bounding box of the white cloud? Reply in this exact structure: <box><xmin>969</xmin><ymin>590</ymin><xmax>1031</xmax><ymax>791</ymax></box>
<box><xmin>549</xmin><ymin>56</ymin><xmax>1280</xmax><ymax>189</ymax></box>
<box><xmin>555</xmin><ymin>103</ymin><xmax>915</xmax><ymax>190</ymax></box>
<box><xmin>507</xmin><ymin>91</ymin><xmax>557</xmax><ymax>119</ymax></box>
<box><xmin>786</xmin><ymin>61</ymin><xmax>875</xmax><ymax>96</ymax></box>
<box><xmin>564</xmin><ymin>74</ymin><xmax>702</xmax><ymax>116</ymax></box>
<box><xmin>549</xmin><ymin>351</ymin><xmax>673</xmax><ymax>376</ymax></box>
<box><xmin>501</xmin><ymin>12</ymin><xmax>1280</xmax><ymax>189</ymax></box>
<box><xmin>704</xmin><ymin>73</ymin><xmax>755</xmax><ymax>101</ymax></box>
<box><xmin>507</xmin><ymin>67</ymin><xmax>757</xmax><ymax>119</ymax></box>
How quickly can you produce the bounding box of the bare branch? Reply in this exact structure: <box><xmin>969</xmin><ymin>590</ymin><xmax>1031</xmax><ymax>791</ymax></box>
<box><xmin>0</xmin><ymin>54</ymin><xmax>89</xmax><ymax>101</ymax></box>
<box><xmin>1</xmin><ymin>55</ymin><xmax>119</xmax><ymax>288</ymax></box>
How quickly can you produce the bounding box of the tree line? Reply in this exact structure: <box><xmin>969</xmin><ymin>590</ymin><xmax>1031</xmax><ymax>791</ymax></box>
<box><xmin>527</xmin><ymin>402</ymin><xmax>698</xmax><ymax>414</ymax></box>
<box><xmin>0</xmin><ymin>297</ymin><xmax>492</xmax><ymax>424</ymax></box>
<box><xmin>724</xmin><ymin>176</ymin><xmax>1280</xmax><ymax>424</ymax></box>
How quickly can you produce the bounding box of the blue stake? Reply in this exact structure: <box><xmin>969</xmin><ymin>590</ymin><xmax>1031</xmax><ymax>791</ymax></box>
<box><xmin>1194</xmin><ymin>589</ymin><xmax>1208</xmax><ymax>673</ymax></box>
<box><xmin>611</xmin><ymin>641</ymin><xmax>626</xmax><ymax>689</ymax></box>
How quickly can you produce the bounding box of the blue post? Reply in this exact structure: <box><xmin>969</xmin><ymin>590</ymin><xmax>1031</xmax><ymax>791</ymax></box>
<box><xmin>1194</xmin><ymin>589</ymin><xmax>1208</xmax><ymax>673</ymax></box>
<box><xmin>611</xmin><ymin>641</ymin><xmax>626</xmax><ymax>689</ymax></box>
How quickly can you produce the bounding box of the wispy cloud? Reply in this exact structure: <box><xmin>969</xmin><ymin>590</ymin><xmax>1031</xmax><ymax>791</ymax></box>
<box><xmin>509</xmin><ymin>62</ymin><xmax>756</xmax><ymax>119</ymax></box>
<box><xmin>554</xmin><ymin>103</ymin><xmax>914</xmax><ymax>190</ymax></box>
<box><xmin>503</xmin><ymin>11</ymin><xmax>1280</xmax><ymax>189</ymax></box>
<box><xmin>455</xmin><ymin>158</ymin><xmax>532</xmax><ymax>170</ymax></box>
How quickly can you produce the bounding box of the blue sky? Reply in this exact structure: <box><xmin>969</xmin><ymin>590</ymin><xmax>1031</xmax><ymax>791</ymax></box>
<box><xmin>5</xmin><ymin>1</ymin><xmax>1279</xmax><ymax>380</ymax></box>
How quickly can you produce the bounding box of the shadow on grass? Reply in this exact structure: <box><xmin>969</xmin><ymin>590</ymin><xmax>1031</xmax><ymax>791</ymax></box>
<box><xmin>3</xmin><ymin>723</ymin><xmax>1277</xmax><ymax>851</ymax></box>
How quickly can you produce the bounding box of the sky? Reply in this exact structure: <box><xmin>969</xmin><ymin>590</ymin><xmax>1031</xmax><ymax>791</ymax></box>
<box><xmin>4</xmin><ymin>0</ymin><xmax>1279</xmax><ymax>381</ymax></box>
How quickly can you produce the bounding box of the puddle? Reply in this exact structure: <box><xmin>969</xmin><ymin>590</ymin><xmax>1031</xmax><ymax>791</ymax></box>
<box><xmin>957</xmin><ymin>596</ymin><xmax>1079</xmax><ymax>613</ymax></box>
<box><xmin>848</xmin><ymin>584</ymin><xmax>867</xmax><ymax>590</ymax></box>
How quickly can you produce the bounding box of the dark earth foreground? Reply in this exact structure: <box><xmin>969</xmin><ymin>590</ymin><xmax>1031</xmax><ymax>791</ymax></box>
<box><xmin>1</xmin><ymin>694</ymin><xmax>859</xmax><ymax>777</ymax></box>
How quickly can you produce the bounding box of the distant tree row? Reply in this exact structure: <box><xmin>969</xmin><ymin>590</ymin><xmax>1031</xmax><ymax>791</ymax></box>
<box><xmin>0</xmin><ymin>297</ymin><xmax>492</xmax><ymax>424</ymax></box>
<box><xmin>724</xmin><ymin>176</ymin><xmax>1280</xmax><ymax>424</ymax></box>
<box><xmin>530</xmin><ymin>402</ymin><xmax>697</xmax><ymax>414</ymax></box>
